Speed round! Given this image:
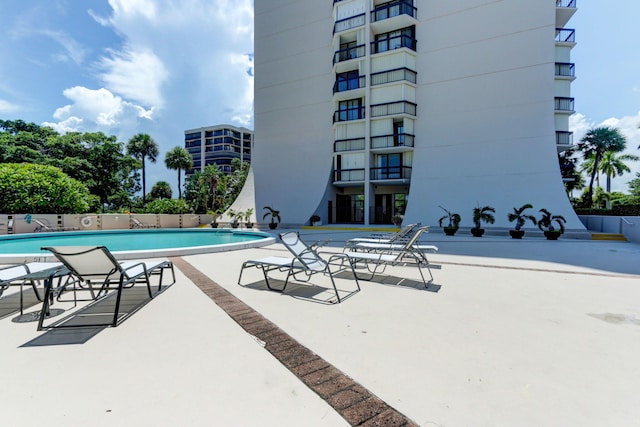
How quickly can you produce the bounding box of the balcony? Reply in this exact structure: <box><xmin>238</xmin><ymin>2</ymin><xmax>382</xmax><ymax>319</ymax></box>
<box><xmin>370</xmin><ymin>101</ymin><xmax>416</xmax><ymax>117</ymax></box>
<box><xmin>371</xmin><ymin>34</ymin><xmax>416</xmax><ymax>54</ymax></box>
<box><xmin>556</xmin><ymin>0</ymin><xmax>577</xmax><ymax>28</ymax></box>
<box><xmin>333</xmin><ymin>106</ymin><xmax>366</xmax><ymax>122</ymax></box>
<box><xmin>370</xmin><ymin>166</ymin><xmax>412</xmax><ymax>181</ymax></box>
<box><xmin>556</xmin><ymin>131</ymin><xmax>574</xmax><ymax>146</ymax></box>
<box><xmin>333</xmin><ymin>76</ymin><xmax>366</xmax><ymax>93</ymax></box>
<box><xmin>334</xmin><ymin>13</ymin><xmax>365</xmax><ymax>34</ymax></box>
<box><xmin>333</xmin><ymin>44</ymin><xmax>366</xmax><ymax>64</ymax></box>
<box><xmin>555</xmin><ymin>97</ymin><xmax>575</xmax><ymax>113</ymax></box>
<box><xmin>370</xmin><ymin>0</ymin><xmax>417</xmax><ymax>33</ymax></box>
<box><xmin>372</xmin><ymin>0</ymin><xmax>417</xmax><ymax>22</ymax></box>
<box><xmin>334</xmin><ymin>168</ymin><xmax>366</xmax><ymax>183</ymax></box>
<box><xmin>555</xmin><ymin>62</ymin><xmax>575</xmax><ymax>79</ymax></box>
<box><xmin>555</xmin><ymin>28</ymin><xmax>575</xmax><ymax>44</ymax></box>
<box><xmin>334</xmin><ymin>137</ymin><xmax>366</xmax><ymax>152</ymax></box>
<box><xmin>370</xmin><ymin>133</ymin><xmax>415</xmax><ymax>149</ymax></box>
<box><xmin>371</xmin><ymin>67</ymin><xmax>416</xmax><ymax>86</ymax></box>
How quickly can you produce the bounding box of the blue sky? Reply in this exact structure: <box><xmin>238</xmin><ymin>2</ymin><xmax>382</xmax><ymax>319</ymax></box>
<box><xmin>1</xmin><ymin>0</ymin><xmax>639</xmax><ymax>193</ymax></box>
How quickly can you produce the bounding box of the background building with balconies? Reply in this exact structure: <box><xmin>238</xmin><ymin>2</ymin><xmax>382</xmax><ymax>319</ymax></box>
<box><xmin>184</xmin><ymin>124</ymin><xmax>253</xmax><ymax>177</ymax></box>
<box><xmin>253</xmin><ymin>0</ymin><xmax>584</xmax><ymax>230</ymax></box>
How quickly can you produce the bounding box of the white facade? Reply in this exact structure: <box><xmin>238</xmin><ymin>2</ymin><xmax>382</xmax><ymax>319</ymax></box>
<box><xmin>253</xmin><ymin>0</ymin><xmax>583</xmax><ymax>230</ymax></box>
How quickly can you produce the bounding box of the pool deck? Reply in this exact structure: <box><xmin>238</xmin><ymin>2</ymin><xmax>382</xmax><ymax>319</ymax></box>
<box><xmin>2</xmin><ymin>228</ymin><xmax>640</xmax><ymax>426</ymax></box>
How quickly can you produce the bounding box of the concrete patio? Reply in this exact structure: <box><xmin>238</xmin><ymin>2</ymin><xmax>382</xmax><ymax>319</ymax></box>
<box><xmin>1</xmin><ymin>229</ymin><xmax>640</xmax><ymax>426</ymax></box>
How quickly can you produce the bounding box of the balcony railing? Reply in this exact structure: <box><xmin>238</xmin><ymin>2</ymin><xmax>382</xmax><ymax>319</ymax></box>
<box><xmin>333</xmin><ymin>76</ymin><xmax>366</xmax><ymax>93</ymax></box>
<box><xmin>555</xmin><ymin>62</ymin><xmax>575</xmax><ymax>77</ymax></box>
<box><xmin>371</xmin><ymin>67</ymin><xmax>417</xmax><ymax>85</ymax></box>
<box><xmin>333</xmin><ymin>106</ymin><xmax>366</xmax><ymax>122</ymax></box>
<box><xmin>555</xmin><ymin>28</ymin><xmax>575</xmax><ymax>43</ymax></box>
<box><xmin>334</xmin><ymin>13</ymin><xmax>365</xmax><ymax>33</ymax></box>
<box><xmin>370</xmin><ymin>101</ymin><xmax>416</xmax><ymax>117</ymax></box>
<box><xmin>371</xmin><ymin>34</ymin><xmax>417</xmax><ymax>53</ymax></box>
<box><xmin>556</xmin><ymin>131</ymin><xmax>574</xmax><ymax>146</ymax></box>
<box><xmin>556</xmin><ymin>0</ymin><xmax>576</xmax><ymax>8</ymax></box>
<box><xmin>333</xmin><ymin>44</ymin><xmax>366</xmax><ymax>64</ymax></box>
<box><xmin>371</xmin><ymin>0</ymin><xmax>417</xmax><ymax>22</ymax></box>
<box><xmin>370</xmin><ymin>166</ymin><xmax>412</xmax><ymax>180</ymax></box>
<box><xmin>555</xmin><ymin>97</ymin><xmax>575</xmax><ymax>111</ymax></box>
<box><xmin>334</xmin><ymin>137</ymin><xmax>366</xmax><ymax>152</ymax></box>
<box><xmin>334</xmin><ymin>168</ymin><xmax>366</xmax><ymax>182</ymax></box>
<box><xmin>370</xmin><ymin>133</ymin><xmax>415</xmax><ymax>149</ymax></box>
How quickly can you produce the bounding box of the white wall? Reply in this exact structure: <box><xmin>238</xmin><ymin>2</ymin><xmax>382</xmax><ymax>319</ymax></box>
<box><xmin>254</xmin><ymin>1</ymin><xmax>334</xmax><ymax>224</ymax></box>
<box><xmin>403</xmin><ymin>0</ymin><xmax>584</xmax><ymax>230</ymax></box>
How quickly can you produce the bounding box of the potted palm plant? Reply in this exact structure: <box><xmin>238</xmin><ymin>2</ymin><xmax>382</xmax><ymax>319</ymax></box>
<box><xmin>438</xmin><ymin>205</ymin><xmax>461</xmax><ymax>236</ymax></box>
<box><xmin>507</xmin><ymin>203</ymin><xmax>537</xmax><ymax>239</ymax></box>
<box><xmin>263</xmin><ymin>206</ymin><xmax>281</xmax><ymax>230</ymax></box>
<box><xmin>244</xmin><ymin>208</ymin><xmax>255</xmax><ymax>228</ymax></box>
<box><xmin>537</xmin><ymin>208</ymin><xmax>566</xmax><ymax>240</ymax></box>
<box><xmin>228</xmin><ymin>209</ymin><xmax>241</xmax><ymax>228</ymax></box>
<box><xmin>209</xmin><ymin>208</ymin><xmax>224</xmax><ymax>228</ymax></box>
<box><xmin>471</xmin><ymin>204</ymin><xmax>495</xmax><ymax>237</ymax></box>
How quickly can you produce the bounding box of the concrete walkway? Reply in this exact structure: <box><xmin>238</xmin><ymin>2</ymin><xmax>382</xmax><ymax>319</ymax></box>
<box><xmin>1</xmin><ymin>229</ymin><xmax>640</xmax><ymax>426</ymax></box>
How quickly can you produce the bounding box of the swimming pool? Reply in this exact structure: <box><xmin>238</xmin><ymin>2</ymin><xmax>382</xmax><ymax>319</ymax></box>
<box><xmin>0</xmin><ymin>228</ymin><xmax>275</xmax><ymax>262</ymax></box>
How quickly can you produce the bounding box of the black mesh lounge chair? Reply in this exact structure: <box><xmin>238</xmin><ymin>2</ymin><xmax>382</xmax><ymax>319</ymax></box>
<box><xmin>343</xmin><ymin>226</ymin><xmax>437</xmax><ymax>287</ymax></box>
<box><xmin>238</xmin><ymin>232</ymin><xmax>360</xmax><ymax>303</ymax></box>
<box><xmin>38</xmin><ymin>246</ymin><xmax>175</xmax><ymax>329</ymax></box>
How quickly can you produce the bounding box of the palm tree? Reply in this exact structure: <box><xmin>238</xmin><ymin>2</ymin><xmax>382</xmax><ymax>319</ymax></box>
<box><xmin>164</xmin><ymin>146</ymin><xmax>193</xmax><ymax>199</ymax></box>
<box><xmin>127</xmin><ymin>133</ymin><xmax>159</xmax><ymax>204</ymax></box>
<box><xmin>598</xmin><ymin>151</ymin><xmax>639</xmax><ymax>193</ymax></box>
<box><xmin>577</xmin><ymin>126</ymin><xmax>627</xmax><ymax>206</ymax></box>
<box><xmin>150</xmin><ymin>181</ymin><xmax>173</xmax><ymax>199</ymax></box>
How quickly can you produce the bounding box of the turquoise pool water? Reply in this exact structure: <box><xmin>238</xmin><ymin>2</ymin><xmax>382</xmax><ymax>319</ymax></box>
<box><xmin>0</xmin><ymin>229</ymin><xmax>273</xmax><ymax>256</ymax></box>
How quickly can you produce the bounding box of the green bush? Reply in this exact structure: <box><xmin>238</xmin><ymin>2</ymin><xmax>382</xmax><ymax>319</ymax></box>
<box><xmin>575</xmin><ymin>205</ymin><xmax>640</xmax><ymax>216</ymax></box>
<box><xmin>141</xmin><ymin>198</ymin><xmax>190</xmax><ymax>214</ymax></box>
<box><xmin>0</xmin><ymin>163</ymin><xmax>96</xmax><ymax>213</ymax></box>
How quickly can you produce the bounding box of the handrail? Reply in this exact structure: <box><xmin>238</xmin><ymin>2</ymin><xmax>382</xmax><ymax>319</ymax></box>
<box><xmin>620</xmin><ymin>217</ymin><xmax>634</xmax><ymax>226</ymax></box>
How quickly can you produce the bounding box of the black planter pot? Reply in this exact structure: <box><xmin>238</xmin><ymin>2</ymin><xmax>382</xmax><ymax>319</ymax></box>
<box><xmin>509</xmin><ymin>229</ymin><xmax>525</xmax><ymax>239</ymax></box>
<box><xmin>245</xmin><ymin>222</ymin><xmax>254</xmax><ymax>228</ymax></box>
<box><xmin>443</xmin><ymin>227</ymin><xmax>457</xmax><ymax>236</ymax></box>
<box><xmin>269</xmin><ymin>222</ymin><xmax>278</xmax><ymax>230</ymax></box>
<box><xmin>544</xmin><ymin>230</ymin><xmax>562</xmax><ymax>240</ymax></box>
<box><xmin>210</xmin><ymin>223</ymin><xmax>219</xmax><ymax>228</ymax></box>
<box><xmin>470</xmin><ymin>227</ymin><xmax>485</xmax><ymax>237</ymax></box>
<box><xmin>231</xmin><ymin>223</ymin><xmax>239</xmax><ymax>229</ymax></box>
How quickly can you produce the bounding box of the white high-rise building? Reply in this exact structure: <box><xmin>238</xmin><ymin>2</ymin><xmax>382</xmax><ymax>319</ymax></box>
<box><xmin>253</xmin><ymin>0</ymin><xmax>583</xmax><ymax>230</ymax></box>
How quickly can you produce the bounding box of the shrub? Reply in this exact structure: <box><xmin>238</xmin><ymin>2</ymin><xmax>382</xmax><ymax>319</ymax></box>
<box><xmin>0</xmin><ymin>163</ymin><xmax>95</xmax><ymax>213</ymax></box>
<box><xmin>141</xmin><ymin>198</ymin><xmax>190</xmax><ymax>214</ymax></box>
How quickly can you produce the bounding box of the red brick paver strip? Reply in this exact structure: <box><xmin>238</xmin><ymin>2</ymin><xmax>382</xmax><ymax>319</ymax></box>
<box><xmin>171</xmin><ymin>257</ymin><xmax>418</xmax><ymax>427</ymax></box>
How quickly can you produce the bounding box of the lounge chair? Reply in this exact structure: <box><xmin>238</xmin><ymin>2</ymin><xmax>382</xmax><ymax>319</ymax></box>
<box><xmin>238</xmin><ymin>232</ymin><xmax>360</xmax><ymax>303</ymax></box>
<box><xmin>38</xmin><ymin>246</ymin><xmax>175</xmax><ymax>329</ymax></box>
<box><xmin>351</xmin><ymin>226</ymin><xmax>438</xmax><ymax>255</ymax></box>
<box><xmin>33</xmin><ymin>219</ymin><xmax>78</xmax><ymax>232</ymax></box>
<box><xmin>345</xmin><ymin>223</ymin><xmax>420</xmax><ymax>248</ymax></box>
<box><xmin>131</xmin><ymin>217</ymin><xmax>159</xmax><ymax>228</ymax></box>
<box><xmin>342</xmin><ymin>226</ymin><xmax>437</xmax><ymax>287</ymax></box>
<box><xmin>0</xmin><ymin>262</ymin><xmax>66</xmax><ymax>315</ymax></box>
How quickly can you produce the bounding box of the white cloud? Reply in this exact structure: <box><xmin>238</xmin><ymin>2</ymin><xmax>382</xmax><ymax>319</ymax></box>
<box><xmin>97</xmin><ymin>47</ymin><xmax>168</xmax><ymax>107</ymax></box>
<box><xmin>0</xmin><ymin>99</ymin><xmax>20</xmax><ymax>114</ymax></box>
<box><xmin>571</xmin><ymin>111</ymin><xmax>640</xmax><ymax>193</ymax></box>
<box><xmin>46</xmin><ymin>86</ymin><xmax>153</xmax><ymax>131</ymax></box>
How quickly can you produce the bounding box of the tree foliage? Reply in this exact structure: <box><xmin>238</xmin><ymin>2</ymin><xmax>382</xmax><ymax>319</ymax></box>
<box><xmin>184</xmin><ymin>160</ymin><xmax>249</xmax><ymax>214</ymax></box>
<box><xmin>577</xmin><ymin>126</ymin><xmax>627</xmax><ymax>206</ymax></box>
<box><xmin>0</xmin><ymin>163</ymin><xmax>96</xmax><ymax>213</ymax></box>
<box><xmin>1</xmin><ymin>121</ymin><xmax>140</xmax><ymax>212</ymax></box>
<box><xmin>164</xmin><ymin>146</ymin><xmax>193</xmax><ymax>199</ymax></box>
<box><xmin>127</xmin><ymin>133</ymin><xmax>159</xmax><ymax>203</ymax></box>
